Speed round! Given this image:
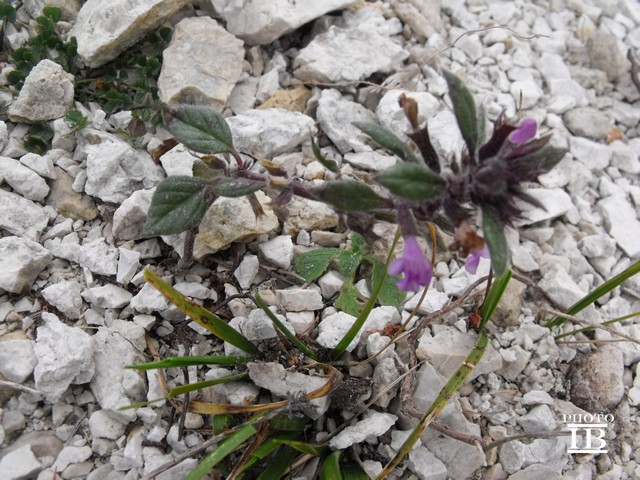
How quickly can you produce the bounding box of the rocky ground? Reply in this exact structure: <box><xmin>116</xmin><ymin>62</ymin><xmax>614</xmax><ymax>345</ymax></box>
<box><xmin>0</xmin><ymin>0</ymin><xmax>640</xmax><ymax>479</ymax></box>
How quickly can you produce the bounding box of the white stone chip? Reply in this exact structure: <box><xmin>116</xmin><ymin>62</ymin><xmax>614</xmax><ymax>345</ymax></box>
<box><xmin>0</xmin><ymin>190</ymin><xmax>49</xmax><ymax>241</ymax></box>
<box><xmin>0</xmin><ymin>236</ymin><xmax>52</xmax><ymax>293</ymax></box>
<box><xmin>514</xmin><ymin>188</ymin><xmax>573</xmax><ymax>226</ymax></box>
<box><xmin>130</xmin><ymin>282</ymin><xmax>169</xmax><ymax>314</ymax></box>
<box><xmin>329</xmin><ymin>411</ymin><xmax>397</xmax><ymax>449</ymax></box>
<box><xmin>71</xmin><ymin>0</ymin><xmax>190</xmax><ymax>68</ymax></box>
<box><xmin>34</xmin><ymin>313</ymin><xmax>95</xmax><ymax>402</ymax></box>
<box><xmin>79</xmin><ymin>239</ymin><xmax>119</xmax><ymax>276</ymax></box>
<box><xmin>599</xmin><ymin>195</ymin><xmax>640</xmax><ymax>257</ymax></box>
<box><xmin>117</xmin><ymin>248</ymin><xmax>141</xmax><ymax>286</ymax></box>
<box><xmin>0</xmin><ymin>156</ymin><xmax>50</xmax><ymax>202</ymax></box>
<box><xmin>112</xmin><ymin>189</ymin><xmax>154</xmax><ymax>240</ymax></box>
<box><xmin>89</xmin><ymin>410</ymin><xmax>128</xmax><ymax>440</ymax></box>
<box><xmin>0</xmin><ymin>339</ymin><xmax>37</xmax><ymax>383</ymax></box>
<box><xmin>8</xmin><ymin>60</ymin><xmax>74</xmax><ymax>122</ymax></box>
<box><xmin>42</xmin><ymin>281</ymin><xmax>84</xmax><ymax>319</ymax></box>
<box><xmin>158</xmin><ymin>17</ymin><xmax>244</xmax><ymax>109</ymax></box>
<box><xmin>234</xmin><ymin>254</ymin><xmax>260</xmax><ymax>290</ymax></box>
<box><xmin>211</xmin><ymin>0</ymin><xmax>358</xmax><ymax>45</ymax></box>
<box><xmin>276</xmin><ymin>287</ymin><xmax>323</xmax><ymax>312</ymax></box>
<box><xmin>259</xmin><ymin>235</ymin><xmax>294</xmax><ymax>269</ymax></box>
<box><xmin>0</xmin><ymin>444</ymin><xmax>43</xmax><ymax>480</ymax></box>
<box><xmin>82</xmin><ymin>284</ymin><xmax>133</xmax><ymax>309</ymax></box>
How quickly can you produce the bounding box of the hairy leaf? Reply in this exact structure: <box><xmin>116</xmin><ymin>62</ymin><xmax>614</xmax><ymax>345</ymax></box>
<box><xmin>294</xmin><ymin>248</ymin><xmax>338</xmax><ymax>281</ymax></box>
<box><xmin>165</xmin><ymin>104</ymin><xmax>235</xmax><ymax>154</ymax></box>
<box><xmin>371</xmin><ymin>260</ymin><xmax>405</xmax><ymax>307</ymax></box>
<box><xmin>312</xmin><ymin>136</ymin><xmax>340</xmax><ymax>173</ymax></box>
<box><xmin>143</xmin><ymin>176</ymin><xmax>208</xmax><ymax>236</ymax></box>
<box><xmin>443</xmin><ymin>71</ymin><xmax>478</xmax><ymax>155</ymax></box>
<box><xmin>211</xmin><ymin>176</ymin><xmax>265</xmax><ymax>197</ymax></box>
<box><xmin>335</xmin><ymin>284</ymin><xmax>364</xmax><ymax>317</ymax></box>
<box><xmin>353</xmin><ymin>121</ymin><xmax>418</xmax><ymax>163</ymax></box>
<box><xmin>334</xmin><ymin>250</ymin><xmax>362</xmax><ymax>278</ymax></box>
<box><xmin>316</xmin><ymin>180</ymin><xmax>386</xmax><ymax>211</ymax></box>
<box><xmin>376</xmin><ymin>163</ymin><xmax>445</xmax><ymax>201</ymax></box>
<box><xmin>481</xmin><ymin>205</ymin><xmax>508</xmax><ymax>276</ymax></box>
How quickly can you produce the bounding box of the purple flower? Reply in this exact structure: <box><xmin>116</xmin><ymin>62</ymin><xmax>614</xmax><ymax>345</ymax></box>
<box><xmin>388</xmin><ymin>235</ymin><xmax>433</xmax><ymax>291</ymax></box>
<box><xmin>465</xmin><ymin>243</ymin><xmax>491</xmax><ymax>274</ymax></box>
<box><xmin>508</xmin><ymin>118</ymin><xmax>537</xmax><ymax>144</ymax></box>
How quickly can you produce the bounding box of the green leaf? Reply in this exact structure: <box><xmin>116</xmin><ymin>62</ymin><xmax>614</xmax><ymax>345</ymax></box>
<box><xmin>269</xmin><ymin>414</ymin><xmax>311</xmax><ymax>432</ymax></box>
<box><xmin>350</xmin><ymin>233</ymin><xmax>366</xmax><ymax>254</ymax></box>
<box><xmin>533</xmin><ymin>146</ymin><xmax>568</xmax><ymax>172</ymax></box>
<box><xmin>316</xmin><ymin>180</ymin><xmax>386</xmax><ymax>211</ymax></box>
<box><xmin>186</xmin><ymin>424</ymin><xmax>257</xmax><ymax>480</ymax></box>
<box><xmin>334</xmin><ymin>250</ymin><xmax>362</xmax><ymax>278</ymax></box>
<box><xmin>273</xmin><ymin>439</ymin><xmax>327</xmax><ymax>456</ymax></box>
<box><xmin>144</xmin><ymin>269</ymin><xmax>260</xmax><ymax>355</ymax></box>
<box><xmin>320</xmin><ymin>451</ymin><xmax>343</xmax><ymax>480</ymax></box>
<box><xmin>257</xmin><ymin>446</ymin><xmax>298</xmax><ymax>480</ymax></box>
<box><xmin>293</xmin><ymin>248</ymin><xmax>338</xmax><ymax>281</ymax></box>
<box><xmin>370</xmin><ymin>260</ymin><xmax>405</xmax><ymax>307</ymax></box>
<box><xmin>353</xmin><ymin>122</ymin><xmax>419</xmax><ymax>163</ymax></box>
<box><xmin>192</xmin><ymin>160</ymin><xmax>222</xmax><ymax>180</ymax></box>
<box><xmin>143</xmin><ymin>176</ymin><xmax>208</xmax><ymax>236</ymax></box>
<box><xmin>211</xmin><ymin>176</ymin><xmax>265</xmax><ymax>197</ymax></box>
<box><xmin>335</xmin><ymin>284</ymin><xmax>364</xmax><ymax>317</ymax></box>
<box><xmin>42</xmin><ymin>6</ymin><xmax>62</xmax><ymax>22</ymax></box>
<box><xmin>312</xmin><ymin>136</ymin><xmax>340</xmax><ymax>173</ymax></box>
<box><xmin>443</xmin><ymin>70</ymin><xmax>478</xmax><ymax>155</ymax></box>
<box><xmin>375</xmin><ymin>163</ymin><xmax>445</xmax><ymax>201</ymax></box>
<box><xmin>165</xmin><ymin>105</ymin><xmax>235</xmax><ymax>155</ymax></box>
<box><xmin>168</xmin><ymin>373</ymin><xmax>248</xmax><ymax>397</ymax></box>
<box><xmin>480</xmin><ymin>269</ymin><xmax>512</xmax><ymax>327</ymax></box>
<box><xmin>212</xmin><ymin>414</ymin><xmax>232</xmax><ymax>435</ymax></box>
<box><xmin>0</xmin><ymin>2</ymin><xmax>16</xmax><ymax>23</ymax></box>
<box><xmin>481</xmin><ymin>205</ymin><xmax>508</xmax><ymax>276</ymax></box>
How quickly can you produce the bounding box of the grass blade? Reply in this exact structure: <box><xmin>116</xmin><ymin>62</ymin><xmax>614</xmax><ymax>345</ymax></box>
<box><xmin>168</xmin><ymin>373</ymin><xmax>249</xmax><ymax>397</ymax></box>
<box><xmin>253</xmin><ymin>291</ymin><xmax>318</xmax><ymax>360</ymax></box>
<box><xmin>144</xmin><ymin>269</ymin><xmax>259</xmax><ymax>355</ymax></box>
<box><xmin>185</xmin><ymin>423</ymin><xmax>257</xmax><ymax>480</ymax></box>
<box><xmin>320</xmin><ymin>450</ymin><xmax>343</xmax><ymax>480</ymax></box>
<box><xmin>545</xmin><ymin>260</ymin><xmax>640</xmax><ymax>328</ymax></box>
<box><xmin>126</xmin><ymin>355</ymin><xmax>248</xmax><ymax>370</ymax></box>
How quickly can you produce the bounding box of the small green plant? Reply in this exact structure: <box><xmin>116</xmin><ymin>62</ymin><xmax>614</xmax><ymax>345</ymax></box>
<box><xmin>7</xmin><ymin>7</ymin><xmax>78</xmax><ymax>89</ymax></box>
<box><xmin>130</xmin><ymin>71</ymin><xmax>573</xmax><ymax>477</ymax></box>
<box><xmin>293</xmin><ymin>232</ymin><xmax>405</xmax><ymax>315</ymax></box>
<box><xmin>64</xmin><ymin>108</ymin><xmax>88</xmax><ymax>135</ymax></box>
<box><xmin>24</xmin><ymin>121</ymin><xmax>53</xmax><ymax>154</ymax></box>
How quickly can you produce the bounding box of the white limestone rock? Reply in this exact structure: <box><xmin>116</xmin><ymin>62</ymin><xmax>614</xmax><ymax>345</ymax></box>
<box><xmin>194</xmin><ymin>191</ymin><xmax>279</xmax><ymax>258</ymax></box>
<box><xmin>569</xmin><ymin>136</ymin><xmax>611</xmax><ymax>170</ymax></box>
<box><xmin>0</xmin><ymin>237</ymin><xmax>52</xmax><ymax>293</ymax></box>
<box><xmin>8</xmin><ymin>60</ymin><xmax>74</xmax><ymax>123</ymax></box>
<box><xmin>71</xmin><ymin>0</ymin><xmax>190</xmax><ymax>68</ymax></box>
<box><xmin>211</xmin><ymin>0</ymin><xmax>358</xmax><ymax>45</ymax></box>
<box><xmin>587</xmin><ymin>28</ymin><xmax>630</xmax><ymax>82</ymax></box>
<box><xmin>316</xmin><ymin>89</ymin><xmax>378</xmax><ymax>154</ymax></box>
<box><xmin>130</xmin><ymin>282</ymin><xmax>169</xmax><ymax>314</ymax></box>
<box><xmin>276</xmin><ymin>286</ymin><xmax>323</xmax><ymax>312</ymax></box>
<box><xmin>294</xmin><ymin>9</ymin><xmax>408</xmax><ymax>83</ymax></box>
<box><xmin>0</xmin><ymin>339</ymin><xmax>37</xmax><ymax>383</ymax></box>
<box><xmin>514</xmin><ymin>188</ymin><xmax>573</xmax><ymax>226</ymax></box>
<box><xmin>376</xmin><ymin>89</ymin><xmax>440</xmax><ymax>138</ymax></box>
<box><xmin>247</xmin><ymin>361</ymin><xmax>330</xmax><ymax>419</ymax></box>
<box><xmin>41</xmin><ymin>281</ymin><xmax>84</xmax><ymax>319</ymax></box>
<box><xmin>82</xmin><ymin>284</ymin><xmax>134</xmax><ymax>309</ymax></box>
<box><xmin>78</xmin><ymin>129</ymin><xmax>164</xmax><ymax>204</ymax></box>
<box><xmin>117</xmin><ymin>248</ymin><xmax>141</xmax><ymax>286</ymax></box>
<box><xmin>227</xmin><ymin>108</ymin><xmax>316</xmax><ymax>158</ymax></box>
<box><xmin>46</xmin><ymin>167</ymin><xmax>99</xmax><ymax>221</ymax></box>
<box><xmin>598</xmin><ymin>195</ymin><xmax>640</xmax><ymax>257</ymax></box>
<box><xmin>609</xmin><ymin>140</ymin><xmax>640</xmax><ymax>174</ymax></box>
<box><xmin>112</xmin><ymin>189</ymin><xmax>154</xmax><ymax>240</ymax></box>
<box><xmin>90</xmin><ymin>320</ymin><xmax>147</xmax><ymax>422</ymax></box>
<box><xmin>0</xmin><ymin>445</ymin><xmax>43</xmax><ymax>480</ymax></box>
<box><xmin>89</xmin><ymin>410</ymin><xmax>127</xmax><ymax>440</ymax></box>
<box><xmin>510</xmin><ymin>79</ymin><xmax>543</xmax><ymax>109</ymax></box>
<box><xmin>329</xmin><ymin>411</ymin><xmax>397</xmax><ymax>449</ymax></box>
<box><xmin>282</xmin><ymin>197</ymin><xmax>339</xmax><ymax>235</ymax></box>
<box><xmin>517</xmin><ymin>405</ymin><xmax>557</xmax><ymax>434</ymax></box>
<box><xmin>158</xmin><ymin>17</ymin><xmax>244</xmax><ymax>109</ymax></box>
<box><xmin>20</xmin><ymin>152</ymin><xmax>57</xmax><ymax>179</ymax></box>
<box><xmin>34</xmin><ymin>313</ymin><xmax>95</xmax><ymax>403</ymax></box>
<box><xmin>564</xmin><ymin>107</ymin><xmax>613</xmax><ymax>140</ymax></box>
<box><xmin>159</xmin><ymin>144</ymin><xmax>198</xmax><ymax>177</ymax></box>
<box><xmin>0</xmin><ymin>156</ymin><xmax>49</xmax><ymax>202</ymax></box>
<box><xmin>388</xmin><ymin>0</ymin><xmax>445</xmax><ymax>39</ymax></box>
<box><xmin>416</xmin><ymin>325</ymin><xmax>502</xmax><ymax>381</ymax></box>
<box><xmin>259</xmin><ymin>235</ymin><xmax>293</xmax><ymax>269</ymax></box>
<box><xmin>234</xmin><ymin>254</ymin><xmax>260</xmax><ymax>289</ymax></box>
<box><xmin>344</xmin><ymin>151</ymin><xmax>397</xmax><ymax>171</ymax></box>
<box><xmin>0</xmin><ymin>190</ymin><xmax>49</xmax><ymax>241</ymax></box>
<box><xmin>318</xmin><ymin>271</ymin><xmax>346</xmax><ymax>299</ymax></box>
<box><xmin>79</xmin><ymin>239</ymin><xmax>119</xmax><ymax>276</ymax></box>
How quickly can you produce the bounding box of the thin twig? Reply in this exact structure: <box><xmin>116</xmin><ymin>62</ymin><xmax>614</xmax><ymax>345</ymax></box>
<box><xmin>542</xmin><ymin>308</ymin><xmax>640</xmax><ymax>345</ymax></box>
<box><xmin>0</xmin><ymin>380</ymin><xmax>43</xmax><ymax>396</ymax></box>
<box><xmin>483</xmin><ymin>430</ymin><xmax>574</xmax><ymax>452</ymax></box>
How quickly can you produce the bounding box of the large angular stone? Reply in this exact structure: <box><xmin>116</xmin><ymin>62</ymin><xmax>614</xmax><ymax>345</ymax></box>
<box><xmin>71</xmin><ymin>0</ymin><xmax>190</xmax><ymax>68</ymax></box>
<box><xmin>8</xmin><ymin>60</ymin><xmax>74</xmax><ymax>123</ymax></box>
<box><xmin>226</xmin><ymin>108</ymin><xmax>316</xmax><ymax>158</ymax></box>
<box><xmin>599</xmin><ymin>195</ymin><xmax>640</xmax><ymax>258</ymax></box>
<box><xmin>0</xmin><ymin>237</ymin><xmax>52</xmax><ymax>293</ymax></box>
<box><xmin>0</xmin><ymin>189</ymin><xmax>49</xmax><ymax>241</ymax></box>
<box><xmin>158</xmin><ymin>17</ymin><xmax>244</xmax><ymax>109</ymax></box>
<box><xmin>194</xmin><ymin>191</ymin><xmax>279</xmax><ymax>258</ymax></box>
<box><xmin>293</xmin><ymin>8</ymin><xmax>408</xmax><ymax>83</ymax></box>
<box><xmin>0</xmin><ymin>156</ymin><xmax>49</xmax><ymax>202</ymax></box>
<box><xmin>34</xmin><ymin>313</ymin><xmax>95</xmax><ymax>402</ymax></box>
<box><xmin>78</xmin><ymin>129</ymin><xmax>164</xmax><ymax>203</ymax></box>
<box><xmin>211</xmin><ymin>0</ymin><xmax>358</xmax><ymax>45</ymax></box>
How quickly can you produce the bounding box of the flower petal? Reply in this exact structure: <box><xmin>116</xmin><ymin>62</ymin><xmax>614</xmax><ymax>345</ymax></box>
<box><xmin>508</xmin><ymin>118</ymin><xmax>537</xmax><ymax>144</ymax></box>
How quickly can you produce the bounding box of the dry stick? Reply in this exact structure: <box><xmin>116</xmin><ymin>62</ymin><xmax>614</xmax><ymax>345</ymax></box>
<box><xmin>0</xmin><ymin>380</ymin><xmax>43</xmax><ymax>396</ymax></box>
<box><xmin>483</xmin><ymin>430</ymin><xmax>574</xmax><ymax>452</ymax></box>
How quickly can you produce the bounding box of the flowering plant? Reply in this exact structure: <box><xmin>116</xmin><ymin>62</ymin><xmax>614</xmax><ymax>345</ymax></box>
<box><xmin>144</xmin><ymin>71</ymin><xmax>566</xmax><ymax>290</ymax></box>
